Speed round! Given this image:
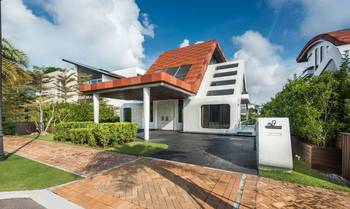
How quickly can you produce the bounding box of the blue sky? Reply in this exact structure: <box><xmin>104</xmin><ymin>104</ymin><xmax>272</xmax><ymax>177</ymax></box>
<box><xmin>5</xmin><ymin>0</ymin><xmax>350</xmax><ymax>103</ymax></box>
<box><xmin>137</xmin><ymin>0</ymin><xmax>306</xmax><ymax>66</ymax></box>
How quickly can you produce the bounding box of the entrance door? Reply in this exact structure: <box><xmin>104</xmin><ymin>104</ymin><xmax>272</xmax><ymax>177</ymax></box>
<box><xmin>157</xmin><ymin>100</ymin><xmax>175</xmax><ymax>130</ymax></box>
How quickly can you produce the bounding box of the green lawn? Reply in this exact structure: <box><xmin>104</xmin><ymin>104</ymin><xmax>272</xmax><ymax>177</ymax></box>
<box><xmin>259</xmin><ymin>159</ymin><xmax>350</xmax><ymax>192</ymax></box>
<box><xmin>0</xmin><ymin>154</ymin><xmax>81</xmax><ymax>191</ymax></box>
<box><xmin>112</xmin><ymin>141</ymin><xmax>168</xmax><ymax>156</ymax></box>
<box><xmin>23</xmin><ymin>133</ymin><xmax>54</xmax><ymax>141</ymax></box>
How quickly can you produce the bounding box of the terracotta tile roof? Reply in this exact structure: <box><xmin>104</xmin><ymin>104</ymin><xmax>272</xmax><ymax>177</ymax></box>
<box><xmin>80</xmin><ymin>40</ymin><xmax>226</xmax><ymax>94</ymax></box>
<box><xmin>297</xmin><ymin>28</ymin><xmax>350</xmax><ymax>62</ymax></box>
<box><xmin>80</xmin><ymin>72</ymin><xmax>194</xmax><ymax>93</ymax></box>
<box><xmin>147</xmin><ymin>40</ymin><xmax>226</xmax><ymax>92</ymax></box>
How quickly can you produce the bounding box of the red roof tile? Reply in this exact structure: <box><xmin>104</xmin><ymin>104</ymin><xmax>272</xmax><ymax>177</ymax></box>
<box><xmin>80</xmin><ymin>40</ymin><xmax>226</xmax><ymax>94</ymax></box>
<box><xmin>297</xmin><ymin>29</ymin><xmax>350</xmax><ymax>62</ymax></box>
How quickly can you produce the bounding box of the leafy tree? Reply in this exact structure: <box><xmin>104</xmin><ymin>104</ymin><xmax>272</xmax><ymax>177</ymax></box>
<box><xmin>261</xmin><ymin>52</ymin><xmax>350</xmax><ymax>147</ymax></box>
<box><xmin>54</xmin><ymin>69</ymin><xmax>76</xmax><ymax>103</ymax></box>
<box><xmin>29</xmin><ymin>67</ymin><xmax>54</xmax><ymax>133</ymax></box>
<box><xmin>76</xmin><ymin>71</ymin><xmax>91</xmax><ymax>101</ymax></box>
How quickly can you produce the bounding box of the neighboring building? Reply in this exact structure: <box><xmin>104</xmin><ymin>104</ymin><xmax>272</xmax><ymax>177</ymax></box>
<box><xmin>80</xmin><ymin>40</ymin><xmax>250</xmax><ymax>138</ymax></box>
<box><xmin>297</xmin><ymin>29</ymin><xmax>350</xmax><ymax>78</ymax></box>
<box><xmin>45</xmin><ymin>59</ymin><xmax>145</xmax><ymax>108</ymax></box>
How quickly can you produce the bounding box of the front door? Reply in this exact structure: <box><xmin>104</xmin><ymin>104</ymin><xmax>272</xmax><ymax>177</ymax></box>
<box><xmin>157</xmin><ymin>100</ymin><xmax>175</xmax><ymax>130</ymax></box>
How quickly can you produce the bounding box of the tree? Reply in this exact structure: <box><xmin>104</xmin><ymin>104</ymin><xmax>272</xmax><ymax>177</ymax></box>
<box><xmin>30</xmin><ymin>67</ymin><xmax>54</xmax><ymax>133</ymax></box>
<box><xmin>54</xmin><ymin>69</ymin><xmax>76</xmax><ymax>103</ymax></box>
<box><xmin>1</xmin><ymin>38</ymin><xmax>29</xmax><ymax>159</ymax></box>
<box><xmin>76</xmin><ymin>71</ymin><xmax>91</xmax><ymax>102</ymax></box>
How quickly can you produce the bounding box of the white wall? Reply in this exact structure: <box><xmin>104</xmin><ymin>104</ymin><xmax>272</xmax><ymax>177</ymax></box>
<box><xmin>111</xmin><ymin>67</ymin><xmax>146</xmax><ymax>78</ymax></box>
<box><xmin>183</xmin><ymin>60</ymin><xmax>246</xmax><ymax>134</ymax></box>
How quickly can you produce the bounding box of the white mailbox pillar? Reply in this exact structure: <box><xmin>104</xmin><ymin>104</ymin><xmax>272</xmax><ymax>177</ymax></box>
<box><xmin>257</xmin><ymin>117</ymin><xmax>293</xmax><ymax>170</ymax></box>
<box><xmin>143</xmin><ymin>87</ymin><xmax>150</xmax><ymax>140</ymax></box>
<box><xmin>93</xmin><ymin>93</ymin><xmax>100</xmax><ymax>123</ymax></box>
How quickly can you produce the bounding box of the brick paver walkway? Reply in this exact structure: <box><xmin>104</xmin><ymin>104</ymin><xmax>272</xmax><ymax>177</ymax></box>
<box><xmin>54</xmin><ymin>159</ymin><xmax>241</xmax><ymax>209</ymax></box>
<box><xmin>4</xmin><ymin>136</ymin><xmax>138</xmax><ymax>177</ymax></box>
<box><xmin>4</xmin><ymin>136</ymin><xmax>350</xmax><ymax>209</ymax></box>
<box><xmin>240</xmin><ymin>176</ymin><xmax>350</xmax><ymax>209</ymax></box>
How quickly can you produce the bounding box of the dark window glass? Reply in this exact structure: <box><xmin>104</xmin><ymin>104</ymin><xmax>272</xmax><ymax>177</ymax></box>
<box><xmin>157</xmin><ymin>65</ymin><xmax>192</xmax><ymax>80</ymax></box>
<box><xmin>165</xmin><ymin>67</ymin><xmax>179</xmax><ymax>76</ymax></box>
<box><xmin>315</xmin><ymin>48</ymin><xmax>318</xmax><ymax>67</ymax></box>
<box><xmin>175</xmin><ymin>65</ymin><xmax>191</xmax><ymax>80</ymax></box>
<box><xmin>207</xmin><ymin>89</ymin><xmax>234</xmax><ymax>96</ymax></box>
<box><xmin>178</xmin><ymin>100</ymin><xmax>183</xmax><ymax>123</ymax></box>
<box><xmin>216</xmin><ymin>63</ymin><xmax>238</xmax><ymax>70</ymax></box>
<box><xmin>201</xmin><ymin>104</ymin><xmax>230</xmax><ymax>129</ymax></box>
<box><xmin>320</xmin><ymin>46</ymin><xmax>324</xmax><ymax>62</ymax></box>
<box><xmin>124</xmin><ymin>108</ymin><xmax>131</xmax><ymax>122</ymax></box>
<box><xmin>150</xmin><ymin>102</ymin><xmax>153</xmax><ymax>122</ymax></box>
<box><xmin>210</xmin><ymin>79</ymin><xmax>236</xmax><ymax>86</ymax></box>
<box><xmin>213</xmin><ymin>71</ymin><xmax>237</xmax><ymax>78</ymax></box>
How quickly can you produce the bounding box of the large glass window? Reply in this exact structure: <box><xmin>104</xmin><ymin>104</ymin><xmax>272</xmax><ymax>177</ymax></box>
<box><xmin>157</xmin><ymin>65</ymin><xmax>192</xmax><ymax>80</ymax></box>
<box><xmin>201</xmin><ymin>104</ymin><xmax>230</xmax><ymax>129</ymax></box>
<box><xmin>178</xmin><ymin>100</ymin><xmax>183</xmax><ymax>123</ymax></box>
<box><xmin>123</xmin><ymin>108</ymin><xmax>131</xmax><ymax>122</ymax></box>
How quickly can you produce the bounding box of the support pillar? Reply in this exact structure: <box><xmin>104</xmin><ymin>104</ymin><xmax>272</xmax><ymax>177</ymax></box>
<box><xmin>93</xmin><ymin>93</ymin><xmax>100</xmax><ymax>123</ymax></box>
<box><xmin>143</xmin><ymin>88</ymin><xmax>150</xmax><ymax>140</ymax></box>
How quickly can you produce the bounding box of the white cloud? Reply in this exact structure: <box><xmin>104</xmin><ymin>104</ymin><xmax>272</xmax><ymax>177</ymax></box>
<box><xmin>299</xmin><ymin>0</ymin><xmax>350</xmax><ymax>36</ymax></box>
<box><xmin>267</xmin><ymin>0</ymin><xmax>350</xmax><ymax>36</ymax></box>
<box><xmin>179</xmin><ymin>39</ymin><xmax>190</xmax><ymax>48</ymax></box>
<box><xmin>3</xmin><ymin>0</ymin><xmax>155</xmax><ymax>70</ymax></box>
<box><xmin>233</xmin><ymin>31</ymin><xmax>299</xmax><ymax>104</ymax></box>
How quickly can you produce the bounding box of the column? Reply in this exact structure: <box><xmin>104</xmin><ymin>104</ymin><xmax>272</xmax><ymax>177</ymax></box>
<box><xmin>93</xmin><ymin>93</ymin><xmax>100</xmax><ymax>123</ymax></box>
<box><xmin>143</xmin><ymin>87</ymin><xmax>150</xmax><ymax>140</ymax></box>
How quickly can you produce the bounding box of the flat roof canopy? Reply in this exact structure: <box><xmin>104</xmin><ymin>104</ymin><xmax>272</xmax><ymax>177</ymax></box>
<box><xmin>88</xmin><ymin>82</ymin><xmax>194</xmax><ymax>101</ymax></box>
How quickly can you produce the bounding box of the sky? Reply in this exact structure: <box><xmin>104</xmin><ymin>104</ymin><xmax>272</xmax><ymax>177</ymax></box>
<box><xmin>3</xmin><ymin>0</ymin><xmax>350</xmax><ymax>104</ymax></box>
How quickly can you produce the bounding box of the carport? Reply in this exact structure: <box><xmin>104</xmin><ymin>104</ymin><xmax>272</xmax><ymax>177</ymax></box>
<box><xmin>141</xmin><ymin>130</ymin><xmax>257</xmax><ymax>174</ymax></box>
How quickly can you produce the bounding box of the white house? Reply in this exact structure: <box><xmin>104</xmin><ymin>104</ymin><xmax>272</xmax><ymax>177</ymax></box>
<box><xmin>297</xmin><ymin>29</ymin><xmax>350</xmax><ymax>78</ymax></box>
<box><xmin>45</xmin><ymin>59</ymin><xmax>145</xmax><ymax>108</ymax></box>
<box><xmin>80</xmin><ymin>40</ymin><xmax>250</xmax><ymax>139</ymax></box>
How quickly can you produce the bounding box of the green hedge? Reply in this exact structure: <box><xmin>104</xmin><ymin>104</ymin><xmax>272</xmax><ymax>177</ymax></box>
<box><xmin>53</xmin><ymin>122</ymin><xmax>138</xmax><ymax>147</ymax></box>
<box><xmin>3</xmin><ymin>122</ymin><xmax>16</xmax><ymax>135</ymax></box>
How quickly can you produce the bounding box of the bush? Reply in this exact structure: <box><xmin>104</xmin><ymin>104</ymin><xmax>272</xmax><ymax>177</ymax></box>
<box><xmin>70</xmin><ymin>128</ymin><xmax>95</xmax><ymax>145</ymax></box>
<box><xmin>53</xmin><ymin>122</ymin><xmax>94</xmax><ymax>141</ymax></box>
<box><xmin>53</xmin><ymin>122</ymin><xmax>138</xmax><ymax>147</ymax></box>
<box><xmin>3</xmin><ymin>122</ymin><xmax>16</xmax><ymax>135</ymax></box>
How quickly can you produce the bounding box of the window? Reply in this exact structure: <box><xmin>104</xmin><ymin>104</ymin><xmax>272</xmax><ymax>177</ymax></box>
<box><xmin>201</xmin><ymin>104</ymin><xmax>230</xmax><ymax>129</ymax></box>
<box><xmin>211</xmin><ymin>79</ymin><xmax>236</xmax><ymax>86</ymax></box>
<box><xmin>178</xmin><ymin>100</ymin><xmax>183</xmax><ymax>123</ymax></box>
<box><xmin>123</xmin><ymin>108</ymin><xmax>131</xmax><ymax>122</ymax></box>
<box><xmin>207</xmin><ymin>89</ymin><xmax>234</xmax><ymax>96</ymax></box>
<box><xmin>213</xmin><ymin>71</ymin><xmax>237</xmax><ymax>78</ymax></box>
<box><xmin>315</xmin><ymin>48</ymin><xmax>318</xmax><ymax>67</ymax></box>
<box><xmin>150</xmin><ymin>102</ymin><xmax>153</xmax><ymax>122</ymax></box>
<box><xmin>216</xmin><ymin>63</ymin><xmax>238</xmax><ymax>70</ymax></box>
<box><xmin>157</xmin><ymin>65</ymin><xmax>192</xmax><ymax>80</ymax></box>
<box><xmin>320</xmin><ymin>46</ymin><xmax>324</xmax><ymax>62</ymax></box>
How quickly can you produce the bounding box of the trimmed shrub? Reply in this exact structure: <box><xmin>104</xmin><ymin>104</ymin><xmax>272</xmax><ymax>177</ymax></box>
<box><xmin>53</xmin><ymin>122</ymin><xmax>138</xmax><ymax>147</ymax></box>
<box><xmin>53</xmin><ymin>122</ymin><xmax>94</xmax><ymax>141</ymax></box>
<box><xmin>70</xmin><ymin>128</ymin><xmax>94</xmax><ymax>145</ymax></box>
<box><xmin>3</xmin><ymin>122</ymin><xmax>16</xmax><ymax>135</ymax></box>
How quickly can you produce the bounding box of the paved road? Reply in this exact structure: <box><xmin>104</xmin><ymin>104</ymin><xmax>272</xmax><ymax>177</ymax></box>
<box><xmin>141</xmin><ymin>130</ymin><xmax>257</xmax><ymax>174</ymax></box>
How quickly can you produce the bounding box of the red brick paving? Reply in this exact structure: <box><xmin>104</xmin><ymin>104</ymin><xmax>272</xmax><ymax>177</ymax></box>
<box><xmin>4</xmin><ymin>136</ymin><xmax>350</xmax><ymax>209</ymax></box>
<box><xmin>54</xmin><ymin>159</ymin><xmax>241</xmax><ymax>209</ymax></box>
<box><xmin>4</xmin><ymin>136</ymin><xmax>138</xmax><ymax>177</ymax></box>
<box><xmin>240</xmin><ymin>176</ymin><xmax>350</xmax><ymax>209</ymax></box>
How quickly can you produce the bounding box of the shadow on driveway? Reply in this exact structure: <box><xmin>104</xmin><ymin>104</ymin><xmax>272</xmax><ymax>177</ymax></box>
<box><xmin>140</xmin><ymin>130</ymin><xmax>257</xmax><ymax>174</ymax></box>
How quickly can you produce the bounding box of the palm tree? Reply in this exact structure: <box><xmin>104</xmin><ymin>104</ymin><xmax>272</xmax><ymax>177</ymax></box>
<box><xmin>0</xmin><ymin>39</ymin><xmax>29</xmax><ymax>159</ymax></box>
<box><xmin>54</xmin><ymin>69</ymin><xmax>76</xmax><ymax>103</ymax></box>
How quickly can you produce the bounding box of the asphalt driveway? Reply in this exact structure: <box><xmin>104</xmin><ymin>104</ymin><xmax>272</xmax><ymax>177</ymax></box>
<box><xmin>140</xmin><ymin>130</ymin><xmax>257</xmax><ymax>174</ymax></box>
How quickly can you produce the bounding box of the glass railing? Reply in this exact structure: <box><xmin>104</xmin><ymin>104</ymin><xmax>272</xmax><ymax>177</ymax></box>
<box><xmin>88</xmin><ymin>78</ymin><xmax>102</xmax><ymax>84</ymax></box>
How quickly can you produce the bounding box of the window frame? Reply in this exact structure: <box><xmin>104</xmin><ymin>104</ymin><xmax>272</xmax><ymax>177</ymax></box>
<box><xmin>201</xmin><ymin>104</ymin><xmax>230</xmax><ymax>129</ymax></box>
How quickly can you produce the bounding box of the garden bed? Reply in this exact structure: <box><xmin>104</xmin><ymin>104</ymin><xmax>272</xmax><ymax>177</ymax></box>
<box><xmin>292</xmin><ymin>136</ymin><xmax>342</xmax><ymax>174</ymax></box>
